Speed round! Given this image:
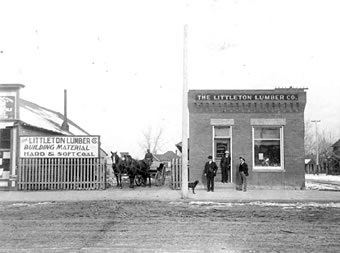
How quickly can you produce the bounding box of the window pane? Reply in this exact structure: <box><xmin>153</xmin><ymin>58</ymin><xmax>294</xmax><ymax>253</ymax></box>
<box><xmin>0</xmin><ymin>129</ymin><xmax>11</xmax><ymax>149</ymax></box>
<box><xmin>254</xmin><ymin>140</ymin><xmax>281</xmax><ymax>167</ymax></box>
<box><xmin>215</xmin><ymin>141</ymin><xmax>228</xmax><ymax>160</ymax></box>
<box><xmin>254</xmin><ymin>127</ymin><xmax>280</xmax><ymax>139</ymax></box>
<box><xmin>214</xmin><ymin>126</ymin><xmax>230</xmax><ymax>137</ymax></box>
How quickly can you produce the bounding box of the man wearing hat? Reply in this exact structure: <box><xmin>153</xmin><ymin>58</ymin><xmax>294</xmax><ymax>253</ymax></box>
<box><xmin>238</xmin><ymin>157</ymin><xmax>249</xmax><ymax>192</ymax></box>
<box><xmin>204</xmin><ymin>155</ymin><xmax>218</xmax><ymax>192</ymax></box>
<box><xmin>220</xmin><ymin>150</ymin><xmax>231</xmax><ymax>183</ymax></box>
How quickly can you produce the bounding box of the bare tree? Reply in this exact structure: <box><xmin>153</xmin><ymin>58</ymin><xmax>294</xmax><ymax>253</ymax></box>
<box><xmin>140</xmin><ymin>126</ymin><xmax>153</xmax><ymax>151</ymax></box>
<box><xmin>305</xmin><ymin>119</ymin><xmax>336</xmax><ymax>163</ymax></box>
<box><xmin>139</xmin><ymin>126</ymin><xmax>165</xmax><ymax>155</ymax></box>
<box><xmin>304</xmin><ymin>119</ymin><xmax>315</xmax><ymax>156</ymax></box>
<box><xmin>152</xmin><ymin>128</ymin><xmax>163</xmax><ymax>154</ymax></box>
<box><xmin>318</xmin><ymin>130</ymin><xmax>335</xmax><ymax>159</ymax></box>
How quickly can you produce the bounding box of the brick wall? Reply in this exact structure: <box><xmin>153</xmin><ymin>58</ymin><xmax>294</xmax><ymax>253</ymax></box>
<box><xmin>188</xmin><ymin>88</ymin><xmax>306</xmax><ymax>189</ymax></box>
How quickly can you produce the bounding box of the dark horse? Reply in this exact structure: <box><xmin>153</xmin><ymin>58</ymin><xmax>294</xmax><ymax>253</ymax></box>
<box><xmin>124</xmin><ymin>155</ymin><xmax>138</xmax><ymax>188</ymax></box>
<box><xmin>111</xmin><ymin>152</ymin><xmax>137</xmax><ymax>188</ymax></box>
<box><xmin>110</xmin><ymin>151</ymin><xmax>125</xmax><ymax>188</ymax></box>
<box><xmin>136</xmin><ymin>159</ymin><xmax>152</xmax><ymax>187</ymax></box>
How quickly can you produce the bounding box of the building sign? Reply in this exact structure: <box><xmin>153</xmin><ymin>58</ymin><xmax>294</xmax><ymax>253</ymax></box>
<box><xmin>0</xmin><ymin>96</ymin><xmax>15</xmax><ymax>119</ymax></box>
<box><xmin>20</xmin><ymin>136</ymin><xmax>100</xmax><ymax>158</ymax></box>
<box><xmin>196</xmin><ymin>94</ymin><xmax>298</xmax><ymax>101</ymax></box>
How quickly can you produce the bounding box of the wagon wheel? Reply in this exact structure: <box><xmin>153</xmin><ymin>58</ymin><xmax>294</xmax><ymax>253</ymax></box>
<box><xmin>154</xmin><ymin>168</ymin><xmax>165</xmax><ymax>186</ymax></box>
<box><xmin>135</xmin><ymin>175</ymin><xmax>143</xmax><ymax>186</ymax></box>
<box><xmin>161</xmin><ymin>167</ymin><xmax>166</xmax><ymax>185</ymax></box>
<box><xmin>154</xmin><ymin>171</ymin><xmax>161</xmax><ymax>186</ymax></box>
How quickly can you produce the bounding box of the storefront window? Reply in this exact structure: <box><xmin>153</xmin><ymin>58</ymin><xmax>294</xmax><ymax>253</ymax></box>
<box><xmin>253</xmin><ymin>127</ymin><xmax>282</xmax><ymax>168</ymax></box>
<box><xmin>0</xmin><ymin>129</ymin><xmax>11</xmax><ymax>174</ymax></box>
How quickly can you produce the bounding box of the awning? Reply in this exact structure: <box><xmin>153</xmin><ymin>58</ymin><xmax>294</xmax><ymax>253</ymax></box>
<box><xmin>0</xmin><ymin>122</ymin><xmax>15</xmax><ymax>129</ymax></box>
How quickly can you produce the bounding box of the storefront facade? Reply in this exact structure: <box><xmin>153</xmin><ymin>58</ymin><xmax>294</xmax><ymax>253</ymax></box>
<box><xmin>188</xmin><ymin>88</ymin><xmax>307</xmax><ymax>189</ymax></box>
<box><xmin>0</xmin><ymin>84</ymin><xmax>24</xmax><ymax>190</ymax></box>
<box><xmin>0</xmin><ymin>84</ymin><xmax>106</xmax><ymax>191</ymax></box>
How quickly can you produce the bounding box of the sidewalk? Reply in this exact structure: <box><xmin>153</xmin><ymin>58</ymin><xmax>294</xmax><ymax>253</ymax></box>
<box><xmin>1</xmin><ymin>183</ymin><xmax>339</xmax><ymax>203</ymax></box>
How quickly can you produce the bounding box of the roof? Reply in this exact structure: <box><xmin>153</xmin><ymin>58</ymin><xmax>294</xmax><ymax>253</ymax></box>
<box><xmin>154</xmin><ymin>151</ymin><xmax>180</xmax><ymax>161</ymax></box>
<box><xmin>120</xmin><ymin>152</ymin><xmax>129</xmax><ymax>157</ymax></box>
<box><xmin>19</xmin><ymin>98</ymin><xmax>89</xmax><ymax>135</ymax></box>
<box><xmin>175</xmin><ymin>139</ymin><xmax>190</xmax><ymax>153</ymax></box>
<box><xmin>0</xmin><ymin>84</ymin><xmax>25</xmax><ymax>89</ymax></box>
<box><xmin>305</xmin><ymin>159</ymin><xmax>315</xmax><ymax>165</ymax></box>
<box><xmin>332</xmin><ymin>139</ymin><xmax>340</xmax><ymax>148</ymax></box>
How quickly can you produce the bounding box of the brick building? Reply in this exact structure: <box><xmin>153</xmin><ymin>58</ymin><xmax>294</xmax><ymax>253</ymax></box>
<box><xmin>188</xmin><ymin>88</ymin><xmax>307</xmax><ymax>189</ymax></box>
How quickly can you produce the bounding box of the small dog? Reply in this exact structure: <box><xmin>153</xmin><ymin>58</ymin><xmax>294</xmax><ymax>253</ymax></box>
<box><xmin>188</xmin><ymin>180</ymin><xmax>199</xmax><ymax>194</ymax></box>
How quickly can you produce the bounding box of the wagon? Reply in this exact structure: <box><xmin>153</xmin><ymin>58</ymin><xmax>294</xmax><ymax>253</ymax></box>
<box><xmin>134</xmin><ymin>161</ymin><xmax>166</xmax><ymax>186</ymax></box>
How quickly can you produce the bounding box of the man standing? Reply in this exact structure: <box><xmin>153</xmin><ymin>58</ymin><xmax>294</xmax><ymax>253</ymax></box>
<box><xmin>204</xmin><ymin>155</ymin><xmax>218</xmax><ymax>192</ymax></box>
<box><xmin>220</xmin><ymin>150</ymin><xmax>231</xmax><ymax>183</ymax></box>
<box><xmin>238</xmin><ymin>157</ymin><xmax>249</xmax><ymax>192</ymax></box>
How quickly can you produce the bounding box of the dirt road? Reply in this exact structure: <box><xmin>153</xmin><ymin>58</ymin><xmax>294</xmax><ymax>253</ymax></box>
<box><xmin>1</xmin><ymin>200</ymin><xmax>339</xmax><ymax>252</ymax></box>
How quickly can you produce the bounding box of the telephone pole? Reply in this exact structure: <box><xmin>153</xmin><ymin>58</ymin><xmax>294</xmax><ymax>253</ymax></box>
<box><xmin>181</xmin><ymin>24</ymin><xmax>189</xmax><ymax>198</ymax></box>
<box><xmin>311</xmin><ymin>120</ymin><xmax>321</xmax><ymax>174</ymax></box>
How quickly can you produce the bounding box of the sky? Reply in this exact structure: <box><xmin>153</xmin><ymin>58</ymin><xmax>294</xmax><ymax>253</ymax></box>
<box><xmin>1</xmin><ymin>0</ymin><xmax>340</xmax><ymax>158</ymax></box>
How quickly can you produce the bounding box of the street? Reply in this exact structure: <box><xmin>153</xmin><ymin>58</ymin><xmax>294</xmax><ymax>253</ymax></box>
<box><xmin>0</xmin><ymin>200</ymin><xmax>339</xmax><ymax>252</ymax></box>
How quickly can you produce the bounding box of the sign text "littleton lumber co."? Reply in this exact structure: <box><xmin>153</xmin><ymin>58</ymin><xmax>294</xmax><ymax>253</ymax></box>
<box><xmin>19</xmin><ymin>136</ymin><xmax>100</xmax><ymax>158</ymax></box>
<box><xmin>196</xmin><ymin>94</ymin><xmax>299</xmax><ymax>101</ymax></box>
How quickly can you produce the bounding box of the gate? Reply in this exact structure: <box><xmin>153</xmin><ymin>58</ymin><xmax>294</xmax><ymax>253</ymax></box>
<box><xmin>18</xmin><ymin>158</ymin><xmax>106</xmax><ymax>190</ymax></box>
<box><xmin>170</xmin><ymin>158</ymin><xmax>182</xmax><ymax>190</ymax></box>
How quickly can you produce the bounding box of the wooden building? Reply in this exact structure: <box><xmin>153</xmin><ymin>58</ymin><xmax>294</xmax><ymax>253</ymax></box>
<box><xmin>0</xmin><ymin>84</ymin><xmax>106</xmax><ymax>190</ymax></box>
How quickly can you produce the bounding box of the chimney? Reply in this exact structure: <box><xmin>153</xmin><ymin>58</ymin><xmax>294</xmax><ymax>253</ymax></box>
<box><xmin>61</xmin><ymin>89</ymin><xmax>70</xmax><ymax>131</ymax></box>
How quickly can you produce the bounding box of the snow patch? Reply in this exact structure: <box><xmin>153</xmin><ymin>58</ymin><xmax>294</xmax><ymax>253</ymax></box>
<box><xmin>305</xmin><ymin>174</ymin><xmax>340</xmax><ymax>182</ymax></box>
<box><xmin>9</xmin><ymin>202</ymin><xmax>54</xmax><ymax>207</ymax></box>
<box><xmin>305</xmin><ymin>173</ymin><xmax>340</xmax><ymax>191</ymax></box>
<box><xmin>186</xmin><ymin>201</ymin><xmax>340</xmax><ymax>209</ymax></box>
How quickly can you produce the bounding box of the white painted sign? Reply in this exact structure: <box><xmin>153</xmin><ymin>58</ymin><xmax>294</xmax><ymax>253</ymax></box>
<box><xmin>20</xmin><ymin>136</ymin><xmax>100</xmax><ymax>158</ymax></box>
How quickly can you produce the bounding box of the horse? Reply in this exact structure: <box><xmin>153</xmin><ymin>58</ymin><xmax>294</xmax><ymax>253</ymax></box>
<box><xmin>110</xmin><ymin>151</ymin><xmax>126</xmax><ymax>188</ymax></box>
<box><xmin>124</xmin><ymin>155</ymin><xmax>138</xmax><ymax>188</ymax></box>
<box><xmin>136</xmin><ymin>159</ymin><xmax>152</xmax><ymax>187</ymax></box>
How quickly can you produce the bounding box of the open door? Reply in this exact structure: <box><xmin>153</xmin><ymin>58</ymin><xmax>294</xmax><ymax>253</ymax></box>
<box><xmin>214</xmin><ymin>138</ymin><xmax>230</xmax><ymax>181</ymax></box>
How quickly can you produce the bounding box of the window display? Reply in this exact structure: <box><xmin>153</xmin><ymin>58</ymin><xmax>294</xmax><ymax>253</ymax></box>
<box><xmin>253</xmin><ymin>127</ymin><xmax>282</xmax><ymax>168</ymax></box>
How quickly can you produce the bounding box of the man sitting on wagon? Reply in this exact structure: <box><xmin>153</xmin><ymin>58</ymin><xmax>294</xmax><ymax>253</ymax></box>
<box><xmin>144</xmin><ymin>149</ymin><xmax>154</xmax><ymax>167</ymax></box>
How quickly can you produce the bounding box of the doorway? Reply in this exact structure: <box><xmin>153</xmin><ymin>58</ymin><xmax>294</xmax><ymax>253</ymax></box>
<box><xmin>214</xmin><ymin>138</ymin><xmax>232</xmax><ymax>183</ymax></box>
<box><xmin>212</xmin><ymin>125</ymin><xmax>233</xmax><ymax>183</ymax></box>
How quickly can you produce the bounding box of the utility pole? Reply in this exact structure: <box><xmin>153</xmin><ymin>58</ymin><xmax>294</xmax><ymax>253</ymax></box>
<box><xmin>311</xmin><ymin>120</ymin><xmax>321</xmax><ymax>175</ymax></box>
<box><xmin>181</xmin><ymin>24</ymin><xmax>189</xmax><ymax>198</ymax></box>
<box><xmin>61</xmin><ymin>89</ymin><xmax>69</xmax><ymax>132</ymax></box>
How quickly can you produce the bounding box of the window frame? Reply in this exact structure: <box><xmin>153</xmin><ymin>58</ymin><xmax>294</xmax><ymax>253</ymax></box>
<box><xmin>252</xmin><ymin>125</ymin><xmax>285</xmax><ymax>172</ymax></box>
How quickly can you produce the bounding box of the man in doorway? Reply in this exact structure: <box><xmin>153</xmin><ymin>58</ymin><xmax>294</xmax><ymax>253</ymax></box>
<box><xmin>220</xmin><ymin>150</ymin><xmax>231</xmax><ymax>183</ymax></box>
<box><xmin>204</xmin><ymin>155</ymin><xmax>218</xmax><ymax>192</ymax></box>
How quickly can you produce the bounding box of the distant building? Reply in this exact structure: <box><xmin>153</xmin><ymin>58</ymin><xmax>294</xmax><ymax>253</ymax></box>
<box><xmin>305</xmin><ymin>158</ymin><xmax>316</xmax><ymax>174</ymax></box>
<box><xmin>330</xmin><ymin>139</ymin><xmax>340</xmax><ymax>174</ymax></box>
<box><xmin>120</xmin><ymin>152</ymin><xmax>130</xmax><ymax>157</ymax></box>
<box><xmin>332</xmin><ymin>139</ymin><xmax>340</xmax><ymax>155</ymax></box>
<box><xmin>154</xmin><ymin>151</ymin><xmax>180</xmax><ymax>168</ymax></box>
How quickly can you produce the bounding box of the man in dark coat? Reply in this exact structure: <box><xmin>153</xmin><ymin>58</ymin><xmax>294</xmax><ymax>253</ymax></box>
<box><xmin>204</xmin><ymin>155</ymin><xmax>218</xmax><ymax>192</ymax></box>
<box><xmin>220</xmin><ymin>150</ymin><xmax>231</xmax><ymax>183</ymax></box>
<box><xmin>238</xmin><ymin>157</ymin><xmax>249</xmax><ymax>192</ymax></box>
<box><xmin>144</xmin><ymin>149</ymin><xmax>153</xmax><ymax>167</ymax></box>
